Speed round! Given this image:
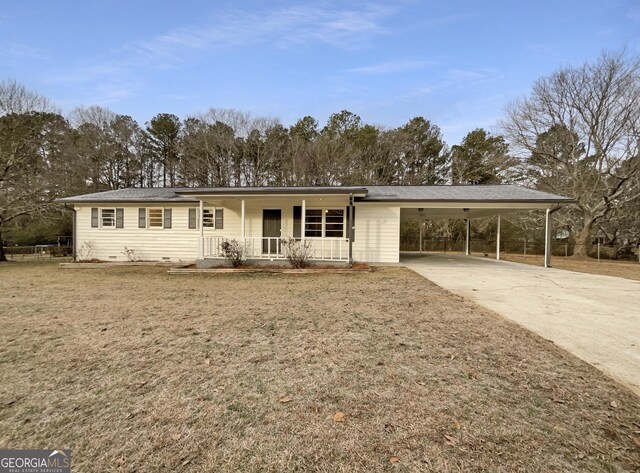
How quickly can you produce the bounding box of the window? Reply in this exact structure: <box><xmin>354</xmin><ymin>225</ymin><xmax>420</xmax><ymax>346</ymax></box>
<box><xmin>304</xmin><ymin>208</ymin><xmax>345</xmax><ymax>238</ymax></box>
<box><xmin>202</xmin><ymin>209</ymin><xmax>214</xmax><ymax>227</ymax></box>
<box><xmin>137</xmin><ymin>208</ymin><xmax>170</xmax><ymax>229</ymax></box>
<box><xmin>148</xmin><ymin>208</ymin><xmax>163</xmax><ymax>227</ymax></box>
<box><xmin>324</xmin><ymin>209</ymin><xmax>344</xmax><ymax>237</ymax></box>
<box><xmin>304</xmin><ymin>209</ymin><xmax>323</xmax><ymax>237</ymax></box>
<box><xmin>101</xmin><ymin>208</ymin><xmax>115</xmax><ymax>227</ymax></box>
<box><xmin>215</xmin><ymin>208</ymin><xmax>224</xmax><ymax>229</ymax></box>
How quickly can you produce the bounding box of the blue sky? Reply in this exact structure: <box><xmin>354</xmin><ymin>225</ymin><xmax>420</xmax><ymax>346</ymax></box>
<box><xmin>1</xmin><ymin>0</ymin><xmax>638</xmax><ymax>144</ymax></box>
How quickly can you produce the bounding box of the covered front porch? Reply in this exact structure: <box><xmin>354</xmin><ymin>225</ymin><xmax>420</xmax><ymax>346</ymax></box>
<box><xmin>175</xmin><ymin>188</ymin><xmax>365</xmax><ymax>264</ymax></box>
<box><xmin>202</xmin><ymin>235</ymin><xmax>350</xmax><ymax>262</ymax></box>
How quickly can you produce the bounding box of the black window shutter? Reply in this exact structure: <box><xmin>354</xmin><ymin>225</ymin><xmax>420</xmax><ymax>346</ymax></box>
<box><xmin>138</xmin><ymin>208</ymin><xmax>146</xmax><ymax>228</ymax></box>
<box><xmin>164</xmin><ymin>208</ymin><xmax>172</xmax><ymax>229</ymax></box>
<box><xmin>91</xmin><ymin>208</ymin><xmax>99</xmax><ymax>228</ymax></box>
<box><xmin>349</xmin><ymin>206</ymin><xmax>356</xmax><ymax>242</ymax></box>
<box><xmin>116</xmin><ymin>208</ymin><xmax>124</xmax><ymax>228</ymax></box>
<box><xmin>188</xmin><ymin>208</ymin><xmax>197</xmax><ymax>229</ymax></box>
<box><xmin>293</xmin><ymin>206</ymin><xmax>301</xmax><ymax>238</ymax></box>
<box><xmin>215</xmin><ymin>208</ymin><xmax>223</xmax><ymax>229</ymax></box>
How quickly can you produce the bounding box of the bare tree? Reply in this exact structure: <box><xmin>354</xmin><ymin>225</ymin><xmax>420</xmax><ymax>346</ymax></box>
<box><xmin>0</xmin><ymin>79</ymin><xmax>58</xmax><ymax>116</ymax></box>
<box><xmin>501</xmin><ymin>51</ymin><xmax>640</xmax><ymax>257</ymax></box>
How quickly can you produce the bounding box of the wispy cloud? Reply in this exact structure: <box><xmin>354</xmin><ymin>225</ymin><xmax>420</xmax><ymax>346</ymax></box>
<box><xmin>444</xmin><ymin>68</ymin><xmax>492</xmax><ymax>82</ymax></box>
<box><xmin>0</xmin><ymin>42</ymin><xmax>49</xmax><ymax>60</ymax></box>
<box><xmin>128</xmin><ymin>2</ymin><xmax>394</xmax><ymax>64</ymax></box>
<box><xmin>628</xmin><ymin>6</ymin><xmax>640</xmax><ymax>22</ymax></box>
<box><xmin>348</xmin><ymin>59</ymin><xmax>434</xmax><ymax>74</ymax></box>
<box><xmin>34</xmin><ymin>2</ymin><xmax>397</xmax><ymax>107</ymax></box>
<box><xmin>45</xmin><ymin>65</ymin><xmax>125</xmax><ymax>85</ymax></box>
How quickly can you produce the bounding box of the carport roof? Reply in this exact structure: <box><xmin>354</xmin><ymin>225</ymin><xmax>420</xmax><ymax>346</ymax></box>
<box><xmin>56</xmin><ymin>184</ymin><xmax>572</xmax><ymax>204</ymax></box>
<box><xmin>359</xmin><ymin>185</ymin><xmax>573</xmax><ymax>203</ymax></box>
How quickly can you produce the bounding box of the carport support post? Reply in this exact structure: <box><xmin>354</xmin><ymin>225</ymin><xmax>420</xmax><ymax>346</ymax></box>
<box><xmin>241</xmin><ymin>199</ymin><xmax>245</xmax><ymax>239</ymax></box>
<box><xmin>348</xmin><ymin>194</ymin><xmax>354</xmax><ymax>264</ymax></box>
<box><xmin>465</xmin><ymin>219</ymin><xmax>471</xmax><ymax>256</ymax></box>
<box><xmin>496</xmin><ymin>215</ymin><xmax>501</xmax><ymax>261</ymax></box>
<box><xmin>301</xmin><ymin>199</ymin><xmax>306</xmax><ymax>246</ymax></box>
<box><xmin>544</xmin><ymin>208</ymin><xmax>552</xmax><ymax>268</ymax></box>
<box><xmin>199</xmin><ymin>199</ymin><xmax>204</xmax><ymax>259</ymax></box>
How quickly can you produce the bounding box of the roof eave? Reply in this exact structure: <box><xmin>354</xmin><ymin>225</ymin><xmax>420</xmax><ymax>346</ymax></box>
<box><xmin>55</xmin><ymin>198</ymin><xmax>199</xmax><ymax>204</ymax></box>
<box><xmin>357</xmin><ymin>198</ymin><xmax>576</xmax><ymax>204</ymax></box>
<box><xmin>175</xmin><ymin>188</ymin><xmax>368</xmax><ymax>197</ymax></box>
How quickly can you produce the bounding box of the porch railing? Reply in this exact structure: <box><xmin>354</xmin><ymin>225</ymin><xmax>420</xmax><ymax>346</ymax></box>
<box><xmin>202</xmin><ymin>236</ymin><xmax>350</xmax><ymax>261</ymax></box>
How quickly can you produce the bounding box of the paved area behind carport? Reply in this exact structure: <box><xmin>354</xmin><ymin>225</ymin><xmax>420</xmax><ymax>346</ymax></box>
<box><xmin>402</xmin><ymin>253</ymin><xmax>640</xmax><ymax>396</ymax></box>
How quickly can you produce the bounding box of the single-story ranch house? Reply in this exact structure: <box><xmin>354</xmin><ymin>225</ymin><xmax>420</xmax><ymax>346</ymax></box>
<box><xmin>57</xmin><ymin>185</ymin><xmax>573</xmax><ymax>267</ymax></box>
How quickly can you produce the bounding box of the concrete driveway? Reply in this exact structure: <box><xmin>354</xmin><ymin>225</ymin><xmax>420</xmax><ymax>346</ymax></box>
<box><xmin>402</xmin><ymin>253</ymin><xmax>640</xmax><ymax>396</ymax></box>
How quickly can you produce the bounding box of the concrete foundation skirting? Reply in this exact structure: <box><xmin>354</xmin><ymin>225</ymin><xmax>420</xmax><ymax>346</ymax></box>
<box><xmin>196</xmin><ymin>258</ymin><xmax>349</xmax><ymax>269</ymax></box>
<box><xmin>59</xmin><ymin>261</ymin><xmax>191</xmax><ymax>269</ymax></box>
<box><xmin>169</xmin><ymin>267</ymin><xmax>369</xmax><ymax>274</ymax></box>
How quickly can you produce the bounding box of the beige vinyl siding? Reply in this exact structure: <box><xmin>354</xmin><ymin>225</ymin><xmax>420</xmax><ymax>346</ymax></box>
<box><xmin>75</xmin><ymin>204</ymin><xmax>204</xmax><ymax>262</ymax></box>
<box><xmin>74</xmin><ymin>196</ymin><xmax>352</xmax><ymax>262</ymax></box>
<box><xmin>75</xmin><ymin>196</ymin><xmax>404</xmax><ymax>263</ymax></box>
<box><xmin>352</xmin><ymin>203</ymin><xmax>400</xmax><ymax>263</ymax></box>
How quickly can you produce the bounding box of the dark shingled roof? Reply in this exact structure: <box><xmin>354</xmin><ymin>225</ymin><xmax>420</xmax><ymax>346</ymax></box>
<box><xmin>56</xmin><ymin>185</ymin><xmax>572</xmax><ymax>204</ymax></box>
<box><xmin>57</xmin><ymin>187</ymin><xmax>200</xmax><ymax>203</ymax></box>
<box><xmin>359</xmin><ymin>185</ymin><xmax>573</xmax><ymax>202</ymax></box>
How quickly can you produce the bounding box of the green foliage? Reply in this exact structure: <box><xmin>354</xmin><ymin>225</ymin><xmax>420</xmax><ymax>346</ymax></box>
<box><xmin>4</xmin><ymin>213</ymin><xmax>71</xmax><ymax>246</ymax></box>
<box><xmin>451</xmin><ymin>128</ymin><xmax>513</xmax><ymax>184</ymax></box>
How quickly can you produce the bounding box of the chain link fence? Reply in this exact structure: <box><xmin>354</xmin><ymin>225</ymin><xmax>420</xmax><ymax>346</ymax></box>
<box><xmin>400</xmin><ymin>235</ymin><xmax>575</xmax><ymax>257</ymax></box>
<box><xmin>3</xmin><ymin>245</ymin><xmax>73</xmax><ymax>260</ymax></box>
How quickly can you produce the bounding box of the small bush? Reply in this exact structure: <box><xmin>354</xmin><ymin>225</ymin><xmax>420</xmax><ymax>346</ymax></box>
<box><xmin>282</xmin><ymin>237</ymin><xmax>313</xmax><ymax>268</ymax></box>
<box><xmin>76</xmin><ymin>241</ymin><xmax>94</xmax><ymax>261</ymax></box>
<box><xmin>121</xmin><ymin>247</ymin><xmax>137</xmax><ymax>261</ymax></box>
<box><xmin>221</xmin><ymin>239</ymin><xmax>245</xmax><ymax>268</ymax></box>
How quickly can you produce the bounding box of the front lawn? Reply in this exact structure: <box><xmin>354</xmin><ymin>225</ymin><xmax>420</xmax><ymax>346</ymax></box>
<box><xmin>0</xmin><ymin>261</ymin><xmax>638</xmax><ymax>472</ymax></box>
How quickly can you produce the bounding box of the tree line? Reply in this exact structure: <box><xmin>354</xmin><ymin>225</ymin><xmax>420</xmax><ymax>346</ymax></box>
<box><xmin>0</xmin><ymin>50</ymin><xmax>638</xmax><ymax>260</ymax></box>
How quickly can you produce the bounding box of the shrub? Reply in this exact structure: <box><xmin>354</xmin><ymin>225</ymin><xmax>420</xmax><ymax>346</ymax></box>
<box><xmin>282</xmin><ymin>237</ymin><xmax>313</xmax><ymax>268</ymax></box>
<box><xmin>220</xmin><ymin>239</ymin><xmax>245</xmax><ymax>268</ymax></box>
<box><xmin>76</xmin><ymin>241</ymin><xmax>94</xmax><ymax>261</ymax></box>
<box><xmin>121</xmin><ymin>247</ymin><xmax>137</xmax><ymax>262</ymax></box>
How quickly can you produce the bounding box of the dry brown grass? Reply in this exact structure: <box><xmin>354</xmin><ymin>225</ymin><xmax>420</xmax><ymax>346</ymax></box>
<box><xmin>1</xmin><ymin>260</ymin><xmax>639</xmax><ymax>472</ymax></box>
<box><xmin>495</xmin><ymin>254</ymin><xmax>640</xmax><ymax>281</ymax></box>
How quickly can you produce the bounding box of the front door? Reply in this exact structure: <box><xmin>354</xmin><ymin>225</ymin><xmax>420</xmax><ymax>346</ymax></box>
<box><xmin>262</xmin><ymin>209</ymin><xmax>282</xmax><ymax>254</ymax></box>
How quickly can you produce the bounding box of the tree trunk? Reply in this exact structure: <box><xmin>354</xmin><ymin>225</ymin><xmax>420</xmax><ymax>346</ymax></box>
<box><xmin>572</xmin><ymin>219</ymin><xmax>594</xmax><ymax>258</ymax></box>
<box><xmin>0</xmin><ymin>227</ymin><xmax>6</xmax><ymax>262</ymax></box>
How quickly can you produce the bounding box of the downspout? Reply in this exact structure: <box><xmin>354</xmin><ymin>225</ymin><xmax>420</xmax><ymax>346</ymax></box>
<box><xmin>348</xmin><ymin>193</ymin><xmax>354</xmax><ymax>265</ymax></box>
<box><xmin>63</xmin><ymin>204</ymin><xmax>77</xmax><ymax>261</ymax></box>
<box><xmin>72</xmin><ymin>206</ymin><xmax>77</xmax><ymax>261</ymax></box>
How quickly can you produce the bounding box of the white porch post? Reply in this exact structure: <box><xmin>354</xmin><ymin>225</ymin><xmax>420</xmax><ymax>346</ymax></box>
<box><xmin>496</xmin><ymin>214</ymin><xmax>501</xmax><ymax>260</ymax></box>
<box><xmin>465</xmin><ymin>218</ymin><xmax>471</xmax><ymax>255</ymax></box>
<box><xmin>241</xmin><ymin>199</ymin><xmax>245</xmax><ymax>239</ymax></box>
<box><xmin>301</xmin><ymin>199</ymin><xmax>306</xmax><ymax>244</ymax></box>
<box><xmin>419</xmin><ymin>222</ymin><xmax>423</xmax><ymax>254</ymax></box>
<box><xmin>199</xmin><ymin>199</ymin><xmax>204</xmax><ymax>259</ymax></box>
<box><xmin>544</xmin><ymin>208</ymin><xmax>552</xmax><ymax>268</ymax></box>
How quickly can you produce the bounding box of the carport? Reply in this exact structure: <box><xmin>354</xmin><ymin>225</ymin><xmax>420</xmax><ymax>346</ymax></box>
<box><xmin>400</xmin><ymin>203</ymin><xmax>558</xmax><ymax>265</ymax></box>
<box><xmin>359</xmin><ymin>185</ymin><xmax>574</xmax><ymax>267</ymax></box>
